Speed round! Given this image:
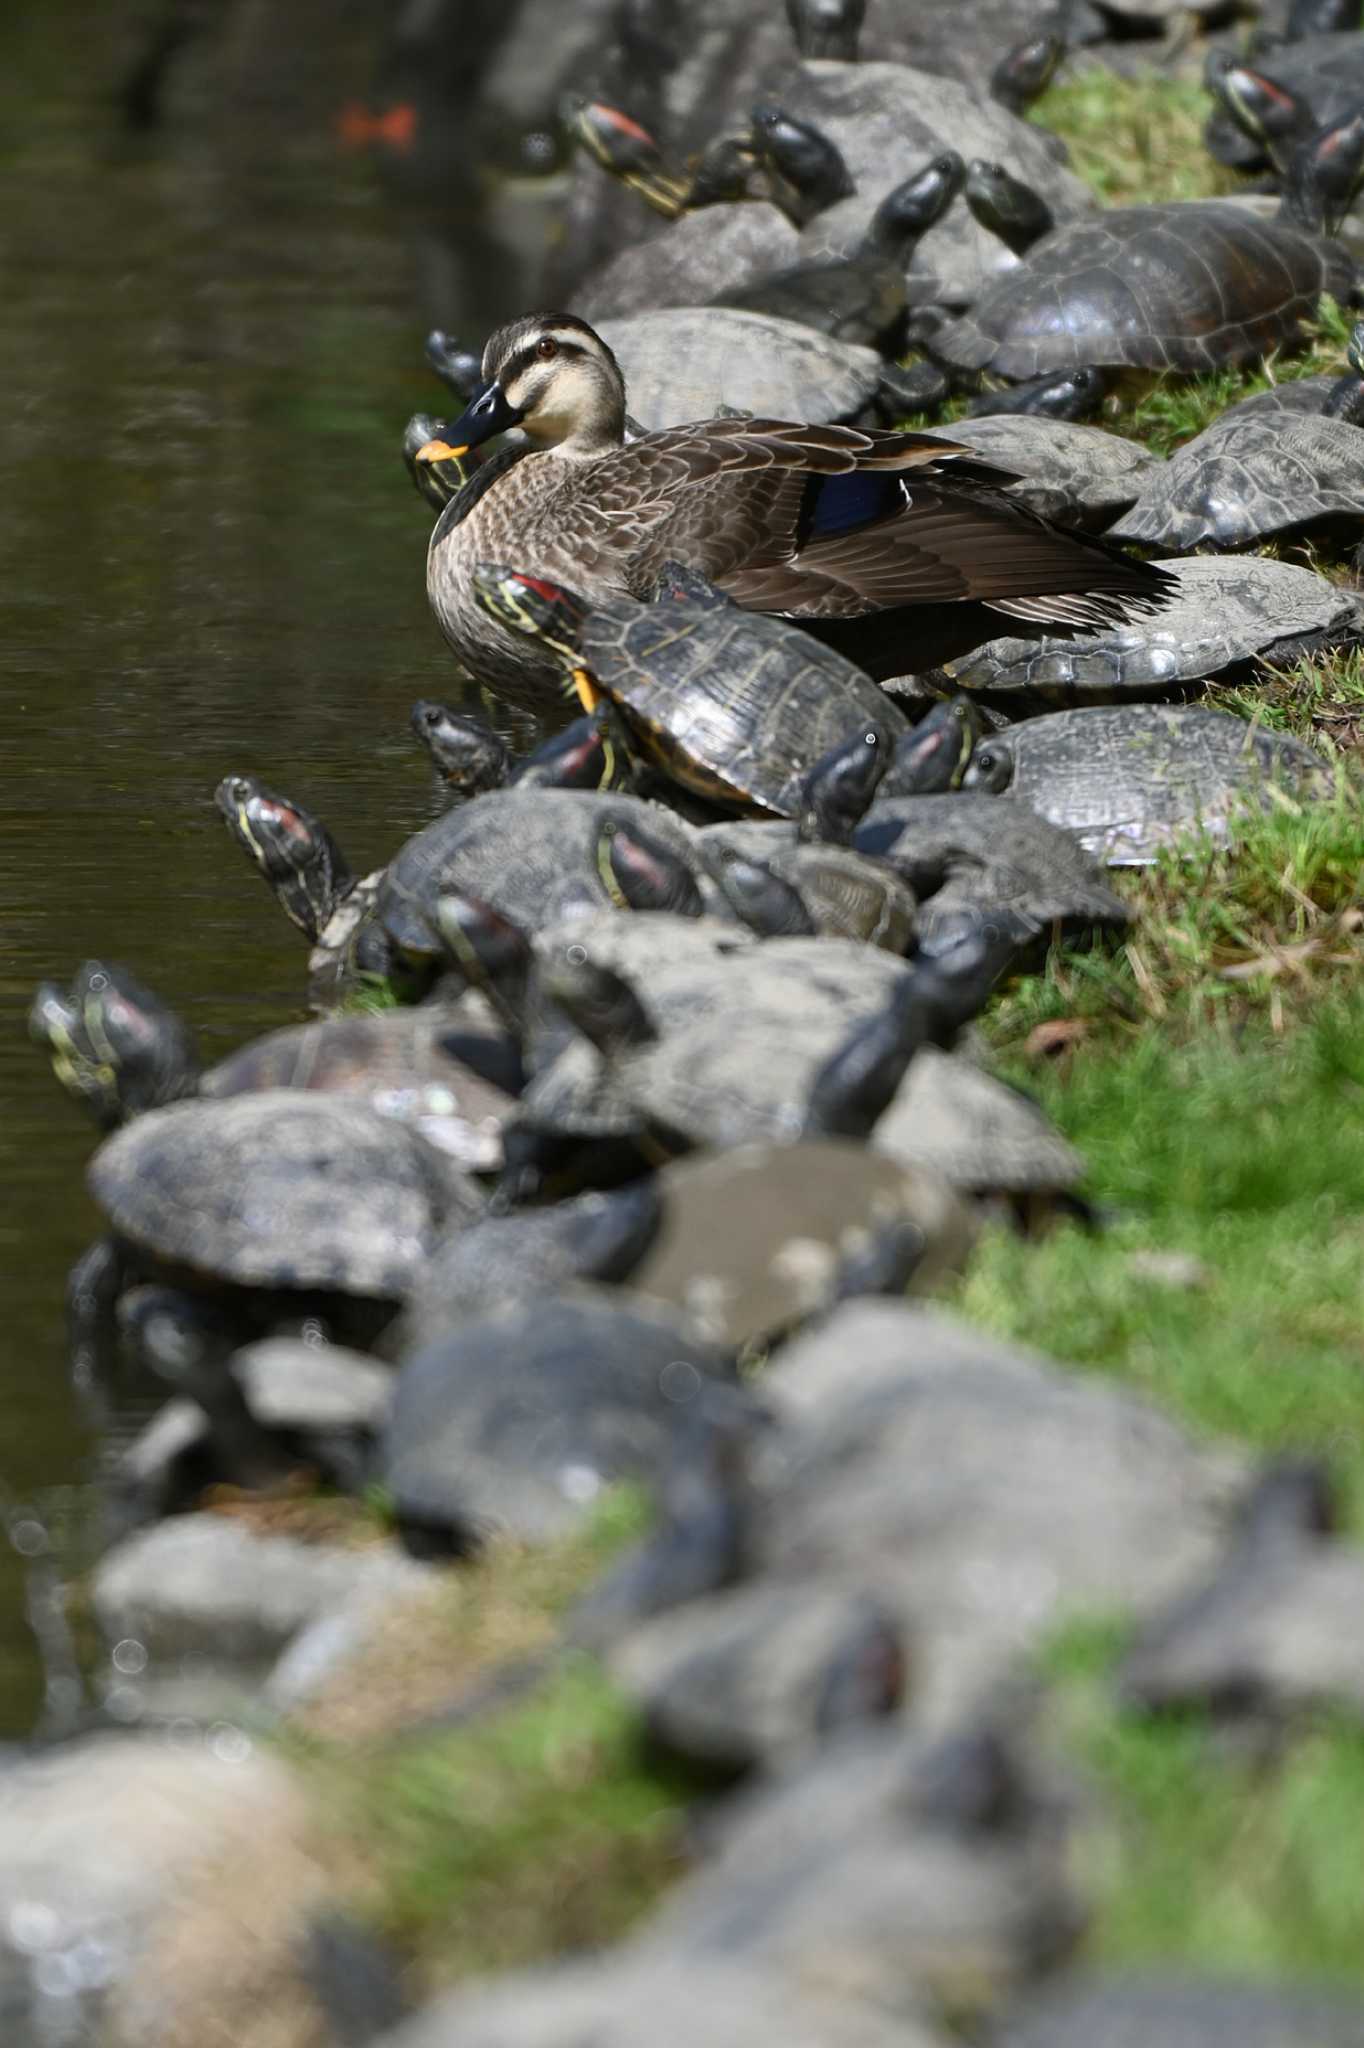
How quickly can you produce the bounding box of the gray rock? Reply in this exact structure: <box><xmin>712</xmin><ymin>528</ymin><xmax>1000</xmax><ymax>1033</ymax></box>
<box><xmin>233</xmin><ymin>1338</ymin><xmax>392</xmax><ymax>1432</ymax></box>
<box><xmin>382</xmin><ymin>1292</ymin><xmax>745</xmax><ymax>1548</ymax></box>
<box><xmin>755</xmin><ymin>1303</ymin><xmax>1241</xmax><ymax>1720</ymax></box>
<box><xmin>372</xmin><ymin>1954</ymin><xmax>947</xmax><ymax>2048</ymax></box>
<box><xmin>610</xmin><ymin>1582</ymin><xmax>905</xmax><ymax>1772</ymax></box>
<box><xmin>91</xmin><ymin>1514</ymin><xmax>431</xmax><ymax>1688</ymax></box>
<box><xmin>0</xmin><ymin>1732</ymin><xmax>306</xmax><ymax>2041</ymax></box>
<box><xmin>991</xmin><ymin>1975</ymin><xmax>1364</xmax><ymax>2048</ymax></box>
<box><xmin>629</xmin><ymin>1140</ymin><xmax>976</xmax><ymax>1350</ymax></box>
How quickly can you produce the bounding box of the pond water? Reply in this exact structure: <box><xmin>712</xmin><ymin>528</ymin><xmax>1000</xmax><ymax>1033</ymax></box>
<box><xmin>0</xmin><ymin>0</ymin><xmax>542</xmax><ymax>1733</ymax></box>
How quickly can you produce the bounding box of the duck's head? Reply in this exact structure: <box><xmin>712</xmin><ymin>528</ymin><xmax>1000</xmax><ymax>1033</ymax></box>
<box><xmin>418</xmin><ymin>314</ymin><xmax>627</xmax><ymax>464</ymax></box>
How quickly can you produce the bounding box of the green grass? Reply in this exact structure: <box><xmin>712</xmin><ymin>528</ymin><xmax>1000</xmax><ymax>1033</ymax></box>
<box><xmin>1217</xmin><ymin>647</ymin><xmax>1364</xmax><ymax>751</ymax></box>
<box><xmin>1037</xmin><ymin>1625</ymin><xmax>1364</xmax><ymax>1982</ymax></box>
<box><xmin>1036</xmin><ymin>71</ymin><xmax>1235</xmax><ymax>208</ymax></box>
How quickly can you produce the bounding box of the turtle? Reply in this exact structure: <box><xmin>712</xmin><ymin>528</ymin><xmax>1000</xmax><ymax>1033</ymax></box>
<box><xmin>566</xmin><ymin>97</ymin><xmax>690</xmax><ymax>218</ymax></box>
<box><xmin>852</xmin><ymin>792</ymin><xmax>1130</xmax><ymax>947</ymax></box>
<box><xmin>785</xmin><ymin>0</ymin><xmax>866</xmax><ymax>62</ymax></box>
<box><xmin>989</xmin><ymin>32</ymin><xmax>1066</xmax><ymax>119</ymax></box>
<box><xmin>944</xmin><ymin>555</ymin><xmax>1364</xmax><ymax>704</ymax></box>
<box><xmin>29</xmin><ymin>959</ymin><xmax>521</xmax><ymax>1166</ymax></box>
<box><xmin>393</xmin><ymin>1180</ymin><xmax>662</xmax><ymax>1356</ymax></box>
<box><xmin>402</xmin><ymin>412</ymin><xmax>477</xmax><ymax>513</ymax></box>
<box><xmin>471</xmin><ymin>563</ymin><xmax>910</xmax><ymax>818</ymax></box>
<box><xmin>995</xmin><ymin>1977</ymin><xmax>1364</xmax><ymax>2048</ymax></box>
<box><xmin>1107</xmin><ymin>408</ymin><xmax>1364</xmax><ymax>552</ymax></box>
<box><xmin>578</xmin><ymin>203</ymin><xmax>802</xmax><ymax>325</ymax></box>
<box><xmin>1205</xmin><ymin>32</ymin><xmax>1364</xmax><ymax>172</ymax></box>
<box><xmin>872</xmin><ymin>1046</ymin><xmax>1088</xmax><ymax>1226</ymax></box>
<box><xmin>87</xmin><ymin>1091</ymin><xmax>484</xmax><ymax>1344</ymax></box>
<box><xmin>409</xmin><ymin>701</ymin><xmax>513</xmax><ymax>795</ymax></box>
<box><xmin>965</xmin><ymin>366</ymin><xmax>1108</xmax><ymax>422</ymax></box>
<box><xmin>409</xmin><ymin>699</ymin><xmax>637</xmax><ymax>797</ymax></box>
<box><xmin>749</xmin><ymin>102</ymin><xmax>856</xmax><ymax>223</ymax></box>
<box><xmin>592</xmin><ymin>306</ymin><xmax>926</xmax><ymax>429</ymax></box>
<box><xmin>380</xmin><ymin>1291</ymin><xmax>746</xmax><ymax>1549</ymax></box>
<box><xmin>962</xmin><ymin>705</ymin><xmax>1335</xmax><ymax>863</ymax></box>
<box><xmin>933</xmin><ymin>178</ymin><xmax>1358</xmax><ymax>382</ymax></box>
<box><xmin>963</xmin><ymin>156</ymin><xmax>1056</xmax><ymax>256</ymax></box>
<box><xmin>700</xmin><ymin>835</ymin><xmax>920</xmax><ymax>951</ymax></box>
<box><xmin>773</xmin><ymin>58</ymin><xmax>1096</xmax><ymax>308</ymax></box>
<box><xmin>713</xmin><ymin>154</ymin><xmax>966</xmax><ymax>353</ymax></box>
<box><xmin>922</xmin><ymin>416</ymin><xmax>1158</xmax><ymax>531</ymax></box>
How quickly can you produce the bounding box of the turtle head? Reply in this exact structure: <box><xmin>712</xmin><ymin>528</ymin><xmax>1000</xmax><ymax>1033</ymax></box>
<box><xmin>431</xmin><ymin>892</ymin><xmax>534</xmax><ymax>1037</ymax></box>
<box><xmin>512</xmin><ymin>707</ymin><xmax>632</xmax><ymax>792</ymax></box>
<box><xmin>867</xmin><ymin>153</ymin><xmax>965</xmax><ymax>257</ymax></box>
<box><xmin>1283</xmin><ymin>106</ymin><xmax>1364</xmax><ymax>235</ymax></box>
<box><xmin>988</xmin><ymin>31</ymin><xmax>1065</xmax><ymax>118</ymax></box>
<box><xmin>886</xmin><ymin>698</ymin><xmax>983</xmax><ymax>796</ymax></box>
<box><xmin>962</xmin><ymin>732</ymin><xmax>1015</xmax><ymax>794</ymax></box>
<box><xmin>799</xmin><ymin>720</ymin><xmax>893</xmax><ymax>846</ymax></box>
<box><xmin>964</xmin><ymin>159</ymin><xmax>1054</xmax><ymax>256</ymax></box>
<box><xmin>409</xmin><ymin>701</ymin><xmax>512</xmax><ymax>796</ymax></box>
<box><xmin>567</xmin><ymin>98</ymin><xmax>669</xmax><ymax>182</ymax></box>
<box><xmin>1213</xmin><ymin>62</ymin><xmax>1313</xmax><ymax>166</ymax></box>
<box><xmin>30</xmin><ymin>961</ymin><xmax>200</xmax><ymax>1129</ymax></box>
<box><xmin>597</xmin><ymin>818</ymin><xmax>705</xmax><ymax>916</ymax></box>
<box><xmin>750</xmin><ymin>103</ymin><xmax>854</xmax><ymax>211</ymax></box>
<box><xmin>471</xmin><ymin>566</ymin><xmax>587</xmax><ymax>659</ymax></box>
<box><xmin>214</xmin><ymin>775</ymin><xmax>353</xmax><ymax>943</ymax></box>
<box><xmin>539</xmin><ymin>942</ymin><xmax>657</xmax><ymax>1055</ymax></box>
<box><xmin>703</xmin><ymin>844</ymin><xmax>817</xmax><ymax>938</ymax></box>
<box><xmin>419</xmin><ymin>314</ymin><xmax>627</xmax><ymax>460</ymax></box>
<box><xmin>785</xmin><ymin>0</ymin><xmax>866</xmax><ymax>63</ymax></box>
<box><xmin>423</xmin><ymin>330</ymin><xmax>484</xmax><ymax>403</ymax></box>
<box><xmin>403</xmin><ymin>412</ymin><xmax>477</xmax><ymax>513</ymax></box>
<box><xmin>117</xmin><ymin>1284</ymin><xmax>239</xmax><ymax>1397</ymax></box>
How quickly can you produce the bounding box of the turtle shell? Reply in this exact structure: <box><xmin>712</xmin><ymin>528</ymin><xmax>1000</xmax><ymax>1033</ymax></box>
<box><xmin>945</xmin><ymin>556</ymin><xmax>1364</xmax><ymax>702</ymax></box>
<box><xmin>1205</xmin><ymin>33</ymin><xmax>1364</xmax><ymax>170</ymax></box>
<box><xmin>970</xmin><ymin>705</ymin><xmax>1335</xmax><ymax>864</ymax></box>
<box><xmin>922</xmin><ymin>416</ymin><xmax>1157</xmax><ymax>531</ymax></box>
<box><xmin>934</xmin><ymin>204</ymin><xmax>1354</xmax><ymax>379</ymax></box>
<box><xmin>376</xmin><ymin>786</ymin><xmax>704</xmax><ymax>949</ymax></box>
<box><xmin>595</xmin><ymin>308</ymin><xmax>886</xmax><ymax>429</ymax></box>
<box><xmin>582</xmin><ymin>598</ymin><xmax>908</xmax><ymax>813</ymax></box>
<box><xmin>1108</xmin><ymin>412</ymin><xmax>1364</xmax><ymax>551</ymax></box>
<box><xmin>579</xmin><ymin>204</ymin><xmax>801</xmax><ymax>324</ymax></box>
<box><xmin>873</xmin><ymin>1046</ymin><xmax>1084</xmax><ymax>1195</ymax></box>
<box><xmin>88</xmin><ymin>1091</ymin><xmax>481</xmax><ymax>1297</ymax></box>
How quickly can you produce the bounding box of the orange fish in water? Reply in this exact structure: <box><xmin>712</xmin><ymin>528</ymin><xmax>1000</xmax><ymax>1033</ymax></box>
<box><xmin>337</xmin><ymin>101</ymin><xmax>418</xmax><ymax>153</ymax></box>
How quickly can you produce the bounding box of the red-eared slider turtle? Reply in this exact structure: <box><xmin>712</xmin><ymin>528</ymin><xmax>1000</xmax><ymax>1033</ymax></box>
<box><xmin>786</xmin><ymin>0</ymin><xmax>866</xmax><ymax>62</ymax></box>
<box><xmin>934</xmin><ymin>195</ymin><xmax>1356</xmax><ymax>382</ymax></box>
<box><xmin>403</xmin><ymin>413</ymin><xmax>476</xmax><ymax>514</ymax></box>
<box><xmin>409</xmin><ymin>702</ymin><xmax>513</xmax><ymax>795</ymax></box>
<box><xmin>714</xmin><ymin>154</ymin><xmax>965</xmax><ymax>352</ymax></box>
<box><xmin>30</xmin><ymin>960</ymin><xmax>520</xmax><ymax>1165</ymax></box>
<box><xmin>965</xmin><ymin>366</ymin><xmax>1108</xmax><ymax>422</ymax></box>
<box><xmin>852</xmin><ymin>792</ymin><xmax>1130</xmax><ymax>947</ymax></box>
<box><xmin>945</xmin><ymin>555</ymin><xmax>1364</xmax><ymax>703</ymax></box>
<box><xmin>410</xmin><ymin>699</ymin><xmax>636</xmax><ymax>797</ymax></box>
<box><xmin>472</xmin><ymin>564</ymin><xmax>909</xmax><ymax>817</ymax></box>
<box><xmin>701</xmin><ymin>836</ymin><xmax>919</xmax><ymax>951</ymax></box>
<box><xmin>749</xmin><ymin>102</ymin><xmax>856</xmax><ymax>223</ymax></box>
<box><xmin>964</xmin><ymin>156</ymin><xmax>1056</xmax><ymax>256</ymax></box>
<box><xmin>1205</xmin><ymin>32</ymin><xmax>1364</xmax><ymax>171</ymax></box>
<box><xmin>925</xmin><ymin>416</ymin><xmax>1157</xmax><ymax>531</ymax></box>
<box><xmin>1108</xmin><ymin>409</ymin><xmax>1364</xmax><ymax>552</ymax></box>
<box><xmin>88</xmin><ymin>1092</ymin><xmax>483</xmax><ymax>1305</ymax></box>
<box><xmin>989</xmin><ymin>32</ymin><xmax>1065</xmax><ymax>118</ymax></box>
<box><xmin>967</xmin><ymin>706</ymin><xmax>1336</xmax><ymax>861</ymax></box>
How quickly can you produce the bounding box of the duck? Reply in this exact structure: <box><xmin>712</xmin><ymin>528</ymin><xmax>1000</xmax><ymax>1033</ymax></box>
<box><xmin>415</xmin><ymin>311</ymin><xmax>1175</xmax><ymax>701</ymax></box>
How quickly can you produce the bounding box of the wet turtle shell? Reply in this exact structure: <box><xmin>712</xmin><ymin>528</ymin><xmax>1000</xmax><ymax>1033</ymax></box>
<box><xmin>852</xmin><ymin>792</ymin><xmax>1129</xmax><ymax>944</ymax></box>
<box><xmin>376</xmin><ymin>787</ymin><xmax>704</xmax><ymax>954</ymax></box>
<box><xmin>581</xmin><ymin>594</ymin><xmax>908</xmax><ymax>815</ymax></box>
<box><xmin>520</xmin><ymin>913</ymin><xmax>920</xmax><ymax>1155</ymax></box>
<box><xmin>934</xmin><ymin>203</ymin><xmax>1354</xmax><ymax>379</ymax></box>
<box><xmin>965</xmin><ymin>705</ymin><xmax>1335</xmax><ymax>864</ymax></box>
<box><xmin>923</xmin><ymin>416</ymin><xmax>1158</xmax><ymax>531</ymax></box>
<box><xmin>1108</xmin><ymin>410</ymin><xmax>1364</xmax><ymax>551</ymax></box>
<box><xmin>88</xmin><ymin>1092</ymin><xmax>482</xmax><ymax>1299</ymax></box>
<box><xmin>1209</xmin><ymin>372</ymin><xmax>1346</xmax><ymax>422</ymax></box>
<box><xmin>595</xmin><ymin>308</ymin><xmax>897</xmax><ymax>428</ymax></box>
<box><xmin>946</xmin><ymin>555</ymin><xmax>1364</xmax><ymax>703</ymax></box>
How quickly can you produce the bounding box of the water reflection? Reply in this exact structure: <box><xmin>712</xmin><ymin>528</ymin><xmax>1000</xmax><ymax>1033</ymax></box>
<box><xmin>0</xmin><ymin>0</ymin><xmax>541</xmax><ymax>1730</ymax></box>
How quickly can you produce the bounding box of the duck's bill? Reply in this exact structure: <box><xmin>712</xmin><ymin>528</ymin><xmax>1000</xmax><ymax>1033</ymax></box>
<box><xmin>417</xmin><ymin>378</ymin><xmax>524</xmax><ymax>460</ymax></box>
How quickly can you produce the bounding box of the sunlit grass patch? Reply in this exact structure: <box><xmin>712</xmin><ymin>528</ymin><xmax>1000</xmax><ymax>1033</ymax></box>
<box><xmin>1035</xmin><ymin>69</ymin><xmax>1235</xmax><ymax>207</ymax></box>
<box><xmin>1216</xmin><ymin>647</ymin><xmax>1364</xmax><ymax>753</ymax></box>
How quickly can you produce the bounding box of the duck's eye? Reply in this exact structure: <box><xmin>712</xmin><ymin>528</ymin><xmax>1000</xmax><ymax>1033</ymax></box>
<box><xmin>536</xmin><ymin>337</ymin><xmax>559</xmax><ymax>361</ymax></box>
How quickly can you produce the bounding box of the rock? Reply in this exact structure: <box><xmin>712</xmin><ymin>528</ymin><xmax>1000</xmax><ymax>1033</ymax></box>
<box><xmin>754</xmin><ymin>1303</ymin><xmax>1241</xmax><ymax>1720</ymax></box>
<box><xmin>370</xmin><ymin>1953</ymin><xmax>949</xmax><ymax>2048</ymax></box>
<box><xmin>990</xmin><ymin>1974</ymin><xmax>1364</xmax><ymax>2048</ymax></box>
<box><xmin>579</xmin><ymin>204</ymin><xmax>802</xmax><ymax>321</ymax></box>
<box><xmin>610</xmin><ymin>1582</ymin><xmax>905</xmax><ymax>1772</ymax></box>
<box><xmin>640</xmin><ymin>1718</ymin><xmax>1085</xmax><ymax>2023</ymax></box>
<box><xmin>0</xmin><ymin>1731</ymin><xmax>307</xmax><ymax>2042</ymax></box>
<box><xmin>628</xmin><ymin>1140</ymin><xmax>975</xmax><ymax>1350</ymax></box>
<box><xmin>382</xmin><ymin>1292</ymin><xmax>748</xmax><ymax>1549</ymax></box>
<box><xmin>91</xmin><ymin>1514</ymin><xmax>432</xmax><ymax>1712</ymax></box>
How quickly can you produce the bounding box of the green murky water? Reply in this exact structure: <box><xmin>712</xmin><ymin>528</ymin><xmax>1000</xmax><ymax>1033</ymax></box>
<box><xmin>0</xmin><ymin>0</ymin><xmax>529</xmax><ymax>1731</ymax></box>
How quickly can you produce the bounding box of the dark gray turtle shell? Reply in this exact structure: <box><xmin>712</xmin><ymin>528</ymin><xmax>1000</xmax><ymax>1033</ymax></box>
<box><xmin>596</xmin><ymin>308</ymin><xmax>887</xmax><ymax>429</ymax></box>
<box><xmin>872</xmin><ymin>1047</ymin><xmax>1085</xmax><ymax>1194</ymax></box>
<box><xmin>852</xmin><ymin>792</ymin><xmax>1129</xmax><ymax>940</ymax></box>
<box><xmin>88</xmin><ymin>1091</ymin><xmax>481</xmax><ymax>1297</ymax></box>
<box><xmin>934</xmin><ymin>204</ymin><xmax>1355</xmax><ymax>379</ymax></box>
<box><xmin>945</xmin><ymin>556</ymin><xmax>1364</xmax><ymax>702</ymax></box>
<box><xmin>968</xmin><ymin>705</ymin><xmax>1335</xmax><ymax>864</ymax></box>
<box><xmin>521</xmin><ymin>913</ymin><xmax>918</xmax><ymax>1152</ymax></box>
<box><xmin>921</xmin><ymin>417</ymin><xmax>1157</xmax><ymax>531</ymax></box>
<box><xmin>1210</xmin><ymin>373</ymin><xmax>1345</xmax><ymax>423</ymax></box>
<box><xmin>376</xmin><ymin>787</ymin><xmax>703</xmax><ymax>947</ymax></box>
<box><xmin>583</xmin><ymin>596</ymin><xmax>908</xmax><ymax>814</ymax></box>
<box><xmin>997</xmin><ymin>1975</ymin><xmax>1364</xmax><ymax>2048</ymax></box>
<box><xmin>1108</xmin><ymin>411</ymin><xmax>1364</xmax><ymax>551</ymax></box>
<box><xmin>579</xmin><ymin>205</ymin><xmax>801</xmax><ymax>324</ymax></box>
<box><xmin>781</xmin><ymin>59</ymin><xmax>1094</xmax><ymax>305</ymax></box>
<box><xmin>199</xmin><ymin>1005</ymin><xmax>518</xmax><ymax>1170</ymax></box>
<box><xmin>1205</xmin><ymin>31</ymin><xmax>1364</xmax><ymax>170</ymax></box>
